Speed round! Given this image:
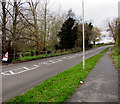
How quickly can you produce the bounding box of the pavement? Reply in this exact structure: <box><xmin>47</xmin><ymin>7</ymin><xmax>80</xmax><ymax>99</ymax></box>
<box><xmin>67</xmin><ymin>50</ymin><xmax>118</xmax><ymax>103</ymax></box>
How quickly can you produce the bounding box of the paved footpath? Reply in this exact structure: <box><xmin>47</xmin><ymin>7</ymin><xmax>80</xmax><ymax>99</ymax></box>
<box><xmin>67</xmin><ymin>51</ymin><xmax>118</xmax><ymax>103</ymax></box>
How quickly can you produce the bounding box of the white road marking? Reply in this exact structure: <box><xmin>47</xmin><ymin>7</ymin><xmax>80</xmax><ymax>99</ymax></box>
<box><xmin>62</xmin><ymin>56</ymin><xmax>74</xmax><ymax>59</ymax></box>
<box><xmin>30</xmin><ymin>65</ymin><xmax>39</xmax><ymax>70</ymax></box>
<box><xmin>1</xmin><ymin>70</ymin><xmax>14</xmax><ymax>75</ymax></box>
<box><xmin>1</xmin><ymin>46</ymin><xmax>109</xmax><ymax>76</ymax></box>
<box><xmin>23</xmin><ymin>67</ymin><xmax>30</xmax><ymax>70</ymax></box>
<box><xmin>62</xmin><ymin>57</ymin><xmax>67</xmax><ymax>59</ymax></box>
<box><xmin>9</xmin><ymin>71</ymin><xmax>14</xmax><ymax>74</ymax></box>
<box><xmin>42</xmin><ymin>59</ymin><xmax>62</xmax><ymax>65</ymax></box>
<box><xmin>42</xmin><ymin>60</ymin><xmax>54</xmax><ymax>65</ymax></box>
<box><xmin>52</xmin><ymin>59</ymin><xmax>62</xmax><ymax>63</ymax></box>
<box><xmin>1</xmin><ymin>64</ymin><xmax>40</xmax><ymax>75</ymax></box>
<box><xmin>33</xmin><ymin>65</ymin><xmax>39</xmax><ymax>67</ymax></box>
<box><xmin>1</xmin><ymin>72</ymin><xmax>10</xmax><ymax>76</ymax></box>
<box><xmin>1</xmin><ymin>59</ymin><xmax>62</xmax><ymax>75</ymax></box>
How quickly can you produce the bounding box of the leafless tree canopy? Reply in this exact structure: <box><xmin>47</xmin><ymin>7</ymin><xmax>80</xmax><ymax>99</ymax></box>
<box><xmin>0</xmin><ymin>0</ymin><xmax>102</xmax><ymax>60</ymax></box>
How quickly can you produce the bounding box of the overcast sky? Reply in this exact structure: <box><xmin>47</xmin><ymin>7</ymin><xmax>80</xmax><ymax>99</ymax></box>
<box><xmin>50</xmin><ymin>0</ymin><xmax>119</xmax><ymax>43</ymax></box>
<box><xmin>52</xmin><ymin>0</ymin><xmax>119</xmax><ymax>28</ymax></box>
<box><xmin>4</xmin><ymin>0</ymin><xmax>119</xmax><ymax>29</ymax></box>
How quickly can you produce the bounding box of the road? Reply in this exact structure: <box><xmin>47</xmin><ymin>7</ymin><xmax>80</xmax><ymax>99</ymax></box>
<box><xmin>1</xmin><ymin>46</ymin><xmax>112</xmax><ymax>102</ymax></box>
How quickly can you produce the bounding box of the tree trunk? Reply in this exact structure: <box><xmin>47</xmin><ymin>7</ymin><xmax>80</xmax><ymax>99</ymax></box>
<box><xmin>43</xmin><ymin>0</ymin><xmax>47</xmax><ymax>49</ymax></box>
<box><xmin>36</xmin><ymin>40</ymin><xmax>41</xmax><ymax>52</ymax></box>
<box><xmin>118</xmin><ymin>21</ymin><xmax>120</xmax><ymax>50</ymax></box>
<box><xmin>2</xmin><ymin>1</ymin><xmax>7</xmax><ymax>53</ymax></box>
<box><xmin>93</xmin><ymin>41</ymin><xmax>95</xmax><ymax>46</ymax></box>
<box><xmin>12</xmin><ymin>1</ymin><xmax>19</xmax><ymax>59</ymax></box>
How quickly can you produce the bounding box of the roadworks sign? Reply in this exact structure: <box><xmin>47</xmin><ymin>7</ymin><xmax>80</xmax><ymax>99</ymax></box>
<box><xmin>2</xmin><ymin>52</ymin><xmax>8</xmax><ymax>61</ymax></box>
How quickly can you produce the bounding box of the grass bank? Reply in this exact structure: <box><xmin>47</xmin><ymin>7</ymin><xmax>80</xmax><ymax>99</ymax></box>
<box><xmin>111</xmin><ymin>46</ymin><xmax>120</xmax><ymax>69</ymax></box>
<box><xmin>14</xmin><ymin>50</ymin><xmax>81</xmax><ymax>63</ymax></box>
<box><xmin>19</xmin><ymin>52</ymin><xmax>70</xmax><ymax>61</ymax></box>
<box><xmin>6</xmin><ymin>49</ymin><xmax>108</xmax><ymax>104</ymax></box>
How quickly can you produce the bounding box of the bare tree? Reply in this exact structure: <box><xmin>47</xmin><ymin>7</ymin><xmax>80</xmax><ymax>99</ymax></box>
<box><xmin>12</xmin><ymin>0</ymin><xmax>20</xmax><ymax>58</ymax></box>
<box><xmin>47</xmin><ymin>13</ymin><xmax>64</xmax><ymax>49</ymax></box>
<box><xmin>18</xmin><ymin>0</ymin><xmax>42</xmax><ymax>52</ymax></box>
<box><xmin>43</xmin><ymin>0</ymin><xmax>47</xmax><ymax>49</ymax></box>
<box><xmin>67</xmin><ymin>9</ymin><xmax>75</xmax><ymax>18</ymax></box>
<box><xmin>107</xmin><ymin>18</ymin><xmax>120</xmax><ymax>47</ymax></box>
<box><xmin>91</xmin><ymin>27</ymin><xmax>102</xmax><ymax>45</ymax></box>
<box><xmin>118</xmin><ymin>19</ymin><xmax>120</xmax><ymax>50</ymax></box>
<box><xmin>1</xmin><ymin>0</ymin><xmax>77</xmax><ymax>58</ymax></box>
<box><xmin>1</xmin><ymin>0</ymin><xmax>7</xmax><ymax>53</ymax></box>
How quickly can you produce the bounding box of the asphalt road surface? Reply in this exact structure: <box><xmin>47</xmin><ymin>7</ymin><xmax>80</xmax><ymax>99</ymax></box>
<box><xmin>1</xmin><ymin>46</ymin><xmax>112</xmax><ymax>102</ymax></box>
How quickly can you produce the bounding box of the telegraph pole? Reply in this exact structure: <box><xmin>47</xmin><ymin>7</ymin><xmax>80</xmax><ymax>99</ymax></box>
<box><xmin>82</xmin><ymin>0</ymin><xmax>85</xmax><ymax>69</ymax></box>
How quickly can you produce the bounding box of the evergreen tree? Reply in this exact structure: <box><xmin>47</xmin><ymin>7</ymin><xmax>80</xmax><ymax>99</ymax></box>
<box><xmin>58</xmin><ymin>17</ymin><xmax>77</xmax><ymax>50</ymax></box>
<box><xmin>85</xmin><ymin>22</ymin><xmax>93</xmax><ymax>48</ymax></box>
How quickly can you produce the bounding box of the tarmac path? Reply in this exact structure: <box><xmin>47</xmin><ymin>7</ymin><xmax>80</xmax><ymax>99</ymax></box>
<box><xmin>68</xmin><ymin>50</ymin><xmax>118</xmax><ymax>103</ymax></box>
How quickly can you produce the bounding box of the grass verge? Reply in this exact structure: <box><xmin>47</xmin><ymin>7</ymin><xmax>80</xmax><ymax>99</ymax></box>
<box><xmin>100</xmin><ymin>47</ymin><xmax>109</xmax><ymax>53</ymax></box>
<box><xmin>16</xmin><ymin>51</ymin><xmax>80</xmax><ymax>62</ymax></box>
<box><xmin>111</xmin><ymin>46</ymin><xmax>120</xmax><ymax>69</ymax></box>
<box><xmin>19</xmin><ymin>52</ymin><xmax>68</xmax><ymax>61</ymax></box>
<box><xmin>6</xmin><ymin>49</ymin><xmax>107</xmax><ymax>104</ymax></box>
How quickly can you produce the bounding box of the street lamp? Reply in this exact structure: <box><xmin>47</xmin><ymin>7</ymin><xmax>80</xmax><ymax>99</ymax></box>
<box><xmin>82</xmin><ymin>0</ymin><xmax>85</xmax><ymax>69</ymax></box>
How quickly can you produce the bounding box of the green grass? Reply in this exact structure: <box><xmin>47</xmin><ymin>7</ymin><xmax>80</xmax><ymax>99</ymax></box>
<box><xmin>111</xmin><ymin>47</ymin><xmax>120</xmax><ymax>68</ymax></box>
<box><xmin>19</xmin><ymin>52</ymin><xmax>70</xmax><ymax>61</ymax></box>
<box><xmin>100</xmin><ymin>47</ymin><xmax>109</xmax><ymax>53</ymax></box>
<box><xmin>93</xmin><ymin>44</ymin><xmax>107</xmax><ymax>48</ymax></box>
<box><xmin>6</xmin><ymin>49</ymin><xmax>107</xmax><ymax>104</ymax></box>
<box><xmin>16</xmin><ymin>49</ymin><xmax>82</xmax><ymax>62</ymax></box>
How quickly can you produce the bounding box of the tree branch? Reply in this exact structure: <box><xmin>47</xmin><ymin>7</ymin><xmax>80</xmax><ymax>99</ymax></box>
<box><xmin>19</xmin><ymin>11</ymin><xmax>35</xmax><ymax>28</ymax></box>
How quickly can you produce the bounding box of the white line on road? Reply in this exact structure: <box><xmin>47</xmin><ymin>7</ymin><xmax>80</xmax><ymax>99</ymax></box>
<box><xmin>42</xmin><ymin>59</ymin><xmax>62</xmax><ymax>65</ymax></box>
<box><xmin>1</xmin><ymin>46</ymin><xmax>110</xmax><ymax>76</ymax></box>
<box><xmin>9</xmin><ymin>71</ymin><xmax>14</xmax><ymax>74</ymax></box>
<box><xmin>33</xmin><ymin>65</ymin><xmax>39</xmax><ymax>67</ymax></box>
<box><xmin>23</xmin><ymin>67</ymin><xmax>30</xmax><ymax>70</ymax></box>
<box><xmin>1</xmin><ymin>59</ymin><xmax>62</xmax><ymax>75</ymax></box>
<box><xmin>62</xmin><ymin>56</ymin><xmax>74</xmax><ymax>59</ymax></box>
